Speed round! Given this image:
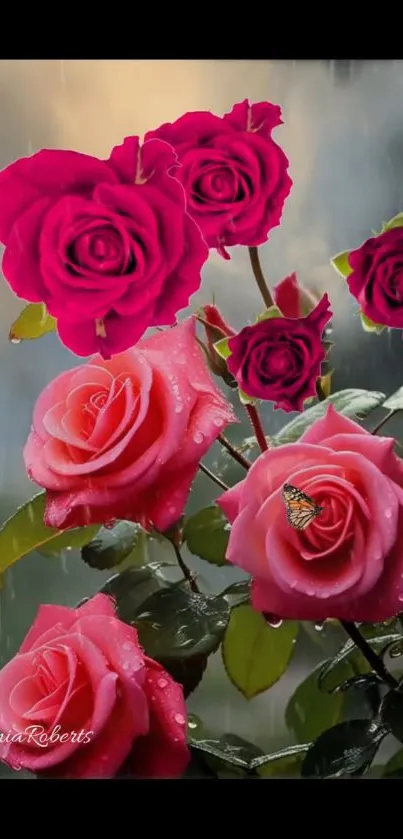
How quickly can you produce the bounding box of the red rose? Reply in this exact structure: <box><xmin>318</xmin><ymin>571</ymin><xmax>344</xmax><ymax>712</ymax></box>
<box><xmin>347</xmin><ymin>227</ymin><xmax>403</xmax><ymax>328</ymax></box>
<box><xmin>0</xmin><ymin>594</ymin><xmax>189</xmax><ymax>778</ymax></box>
<box><xmin>146</xmin><ymin>99</ymin><xmax>292</xmax><ymax>258</ymax></box>
<box><xmin>0</xmin><ymin>137</ymin><xmax>208</xmax><ymax>358</ymax></box>
<box><xmin>226</xmin><ymin>294</ymin><xmax>332</xmax><ymax>412</ymax></box>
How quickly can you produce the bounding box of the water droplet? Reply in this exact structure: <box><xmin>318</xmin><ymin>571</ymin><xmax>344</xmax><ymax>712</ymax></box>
<box><xmin>174</xmin><ymin>713</ymin><xmax>186</xmax><ymax>726</ymax></box>
<box><xmin>104</xmin><ymin>519</ymin><xmax>117</xmax><ymax>530</ymax></box>
<box><xmin>10</xmin><ymin>337</ymin><xmax>21</xmax><ymax>345</ymax></box>
<box><xmin>398</xmin><ymin>592</ymin><xmax>403</xmax><ymax>603</ymax></box>
<box><xmin>157</xmin><ymin>677</ymin><xmax>168</xmax><ymax>689</ymax></box>
<box><xmin>385</xmin><ymin>508</ymin><xmax>393</xmax><ymax>519</ymax></box>
<box><xmin>265</xmin><ymin>614</ymin><xmax>283</xmax><ymax>629</ymax></box>
<box><xmin>390</xmin><ymin>645</ymin><xmax>403</xmax><ymax>659</ymax></box>
<box><xmin>213</xmin><ymin>417</ymin><xmax>224</xmax><ymax>428</ymax></box>
<box><xmin>122</xmin><ymin>642</ymin><xmax>132</xmax><ymax>651</ymax></box>
<box><xmin>122</xmin><ymin>661</ymin><xmax>130</xmax><ymax>671</ymax></box>
<box><xmin>314</xmin><ymin>621</ymin><xmax>325</xmax><ymax>632</ymax></box>
<box><xmin>175</xmin><ymin>403</ymin><xmax>184</xmax><ymax>413</ymax></box>
<box><xmin>193</xmin><ymin>431</ymin><xmax>204</xmax><ymax>444</ymax></box>
<box><xmin>187</xmin><ymin>718</ymin><xmax>198</xmax><ymax>730</ymax></box>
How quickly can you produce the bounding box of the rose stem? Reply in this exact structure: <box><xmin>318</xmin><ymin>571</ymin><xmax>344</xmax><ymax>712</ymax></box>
<box><xmin>218</xmin><ymin>434</ymin><xmax>251</xmax><ymax>470</ymax></box>
<box><xmin>198</xmin><ymin>461</ymin><xmax>230</xmax><ymax>491</ymax></box>
<box><xmin>371</xmin><ymin>409</ymin><xmax>398</xmax><ymax>436</ymax></box>
<box><xmin>248</xmin><ymin>246</ymin><xmax>274</xmax><ymax>309</ymax></box>
<box><xmin>245</xmin><ymin>403</ymin><xmax>269</xmax><ymax>452</ymax></box>
<box><xmin>169</xmin><ymin>526</ymin><xmax>200</xmax><ymax>594</ymax></box>
<box><xmin>341</xmin><ymin>621</ymin><xmax>398</xmax><ymax>690</ymax></box>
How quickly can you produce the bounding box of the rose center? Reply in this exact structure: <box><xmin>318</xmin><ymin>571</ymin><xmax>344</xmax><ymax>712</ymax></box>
<box><xmin>197</xmin><ymin>167</ymin><xmax>237</xmax><ymax>202</ymax></box>
<box><xmin>72</xmin><ymin>225</ymin><xmax>130</xmax><ymax>274</ymax></box>
<box><xmin>265</xmin><ymin>347</ymin><xmax>291</xmax><ymax>376</ymax></box>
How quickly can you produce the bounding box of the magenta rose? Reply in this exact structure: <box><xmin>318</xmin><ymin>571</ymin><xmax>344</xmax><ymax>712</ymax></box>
<box><xmin>273</xmin><ymin>272</ymin><xmax>320</xmax><ymax>318</ymax></box>
<box><xmin>0</xmin><ymin>137</ymin><xmax>208</xmax><ymax>358</ymax></box>
<box><xmin>145</xmin><ymin>99</ymin><xmax>292</xmax><ymax>258</ymax></box>
<box><xmin>23</xmin><ymin>319</ymin><xmax>236</xmax><ymax>531</ymax></box>
<box><xmin>226</xmin><ymin>294</ymin><xmax>332</xmax><ymax>412</ymax></box>
<box><xmin>217</xmin><ymin>407</ymin><xmax>403</xmax><ymax>623</ymax></box>
<box><xmin>0</xmin><ymin>594</ymin><xmax>189</xmax><ymax>778</ymax></box>
<box><xmin>347</xmin><ymin>227</ymin><xmax>403</xmax><ymax>328</ymax></box>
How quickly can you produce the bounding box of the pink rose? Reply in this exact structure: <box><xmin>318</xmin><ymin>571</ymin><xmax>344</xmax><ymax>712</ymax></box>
<box><xmin>23</xmin><ymin>319</ymin><xmax>236</xmax><ymax>531</ymax></box>
<box><xmin>0</xmin><ymin>137</ymin><xmax>208</xmax><ymax>358</ymax></box>
<box><xmin>145</xmin><ymin>99</ymin><xmax>292</xmax><ymax>258</ymax></box>
<box><xmin>347</xmin><ymin>228</ymin><xmax>403</xmax><ymax>328</ymax></box>
<box><xmin>273</xmin><ymin>272</ymin><xmax>320</xmax><ymax>318</ymax></box>
<box><xmin>0</xmin><ymin>594</ymin><xmax>189</xmax><ymax>778</ymax></box>
<box><xmin>217</xmin><ymin>406</ymin><xmax>403</xmax><ymax>623</ymax></box>
<box><xmin>226</xmin><ymin>294</ymin><xmax>332</xmax><ymax>411</ymax></box>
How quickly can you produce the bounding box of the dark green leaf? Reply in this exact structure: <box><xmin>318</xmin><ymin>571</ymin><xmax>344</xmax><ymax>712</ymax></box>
<box><xmin>383</xmin><ymin>388</ymin><xmax>403</xmax><ymax>411</ymax></box>
<box><xmin>318</xmin><ymin>631</ymin><xmax>403</xmax><ymax>693</ymax></box>
<box><xmin>158</xmin><ymin>654</ymin><xmax>208</xmax><ymax>699</ymax></box>
<box><xmin>380</xmin><ymin>689</ymin><xmax>403</xmax><ymax>743</ymax></box>
<box><xmin>286</xmin><ymin>665</ymin><xmax>344</xmax><ymax>742</ymax></box>
<box><xmin>183</xmin><ymin>506</ymin><xmax>230</xmax><ymax>566</ymax></box>
<box><xmin>273</xmin><ymin>389</ymin><xmax>386</xmax><ymax>446</ymax></box>
<box><xmin>220</xmin><ymin>579</ymin><xmax>251</xmax><ymax>608</ymax></box>
<box><xmin>222</xmin><ymin>605</ymin><xmax>298</xmax><ymax>699</ymax></box>
<box><xmin>189</xmin><ymin>733</ymin><xmax>263</xmax><ymax>774</ymax></box>
<box><xmin>301</xmin><ymin>720</ymin><xmax>387</xmax><ymax>778</ymax></box>
<box><xmin>134</xmin><ymin>585</ymin><xmax>230</xmax><ymax>660</ymax></box>
<box><xmin>250</xmin><ymin>743</ymin><xmax>311</xmax><ymax>777</ymax></box>
<box><xmin>382</xmin><ymin>747</ymin><xmax>403</xmax><ymax>778</ymax></box>
<box><xmin>331</xmin><ymin>673</ymin><xmax>383</xmax><ymax>695</ymax></box>
<box><xmin>99</xmin><ymin>563</ymin><xmax>170</xmax><ymax>624</ymax></box>
<box><xmin>0</xmin><ymin>492</ymin><xmax>99</xmax><ymax>576</ymax></box>
<box><xmin>81</xmin><ymin>521</ymin><xmax>147</xmax><ymax>570</ymax></box>
<box><xmin>9</xmin><ymin>302</ymin><xmax>56</xmax><ymax>341</ymax></box>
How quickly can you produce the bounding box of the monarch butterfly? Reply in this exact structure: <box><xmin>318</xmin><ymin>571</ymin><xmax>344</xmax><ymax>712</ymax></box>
<box><xmin>282</xmin><ymin>483</ymin><xmax>324</xmax><ymax>531</ymax></box>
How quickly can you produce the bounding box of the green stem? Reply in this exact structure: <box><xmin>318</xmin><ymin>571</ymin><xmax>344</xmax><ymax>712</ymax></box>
<box><xmin>248</xmin><ymin>247</ymin><xmax>274</xmax><ymax>309</ymax></box>
<box><xmin>169</xmin><ymin>527</ymin><xmax>200</xmax><ymax>594</ymax></box>
<box><xmin>371</xmin><ymin>409</ymin><xmax>398</xmax><ymax>436</ymax></box>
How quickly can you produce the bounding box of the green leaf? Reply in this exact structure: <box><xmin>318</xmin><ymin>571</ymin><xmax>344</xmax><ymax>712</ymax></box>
<box><xmin>134</xmin><ymin>585</ymin><xmax>230</xmax><ymax>660</ymax></box>
<box><xmin>301</xmin><ymin>720</ymin><xmax>387</xmax><ymax>778</ymax></box>
<box><xmin>286</xmin><ymin>665</ymin><xmax>344</xmax><ymax>742</ymax></box>
<box><xmin>213</xmin><ymin>337</ymin><xmax>232</xmax><ymax>360</ymax></box>
<box><xmin>380</xmin><ymin>690</ymin><xmax>403</xmax><ymax>743</ymax></box>
<box><xmin>273</xmin><ymin>389</ymin><xmax>386</xmax><ymax>446</ymax></box>
<box><xmin>189</xmin><ymin>733</ymin><xmax>263</xmax><ymax>775</ymax></box>
<box><xmin>318</xmin><ymin>630</ymin><xmax>403</xmax><ymax>693</ymax></box>
<box><xmin>220</xmin><ymin>579</ymin><xmax>251</xmax><ymax>608</ymax></box>
<box><xmin>99</xmin><ymin>564</ymin><xmax>171</xmax><ymax>625</ymax></box>
<box><xmin>0</xmin><ymin>492</ymin><xmax>98</xmax><ymax>575</ymax></box>
<box><xmin>359</xmin><ymin>311</ymin><xmax>385</xmax><ymax>335</ymax></box>
<box><xmin>256</xmin><ymin>305</ymin><xmax>283</xmax><ymax>322</ymax></box>
<box><xmin>133</xmin><ymin>585</ymin><xmax>229</xmax><ymax>697</ymax></box>
<box><xmin>383</xmin><ymin>747</ymin><xmax>403</xmax><ymax>778</ymax></box>
<box><xmin>222</xmin><ymin>605</ymin><xmax>298</xmax><ymax>699</ymax></box>
<box><xmin>183</xmin><ymin>506</ymin><xmax>230</xmax><ymax>566</ymax></box>
<box><xmin>250</xmin><ymin>743</ymin><xmax>311</xmax><ymax>777</ymax></box>
<box><xmin>381</xmin><ymin>212</ymin><xmax>403</xmax><ymax>233</ymax></box>
<box><xmin>330</xmin><ymin>250</ymin><xmax>352</xmax><ymax>278</ymax></box>
<box><xmin>9</xmin><ymin>303</ymin><xmax>56</xmax><ymax>342</ymax></box>
<box><xmin>383</xmin><ymin>387</ymin><xmax>403</xmax><ymax>411</ymax></box>
<box><xmin>81</xmin><ymin>521</ymin><xmax>148</xmax><ymax>570</ymax></box>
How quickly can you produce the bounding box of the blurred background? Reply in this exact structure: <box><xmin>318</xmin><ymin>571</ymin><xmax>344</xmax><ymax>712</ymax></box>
<box><xmin>0</xmin><ymin>58</ymin><xmax>403</xmax><ymax>777</ymax></box>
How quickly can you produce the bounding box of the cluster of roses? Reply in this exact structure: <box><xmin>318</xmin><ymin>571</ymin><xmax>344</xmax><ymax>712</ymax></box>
<box><xmin>0</xmin><ymin>97</ymin><xmax>403</xmax><ymax>780</ymax></box>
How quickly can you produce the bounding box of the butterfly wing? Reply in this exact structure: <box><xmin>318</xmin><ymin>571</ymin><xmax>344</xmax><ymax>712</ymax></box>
<box><xmin>282</xmin><ymin>483</ymin><xmax>323</xmax><ymax>531</ymax></box>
